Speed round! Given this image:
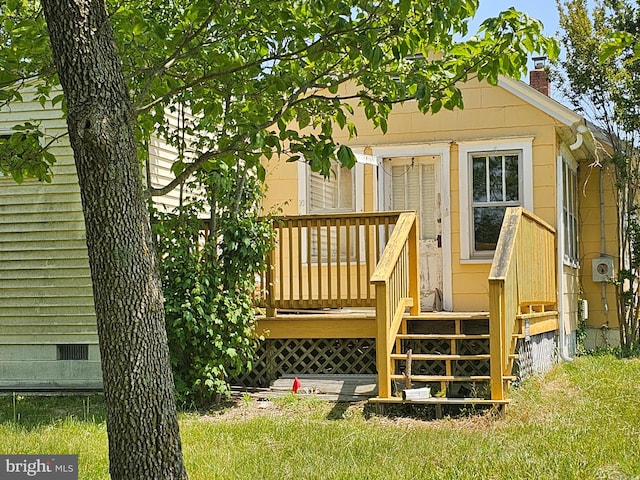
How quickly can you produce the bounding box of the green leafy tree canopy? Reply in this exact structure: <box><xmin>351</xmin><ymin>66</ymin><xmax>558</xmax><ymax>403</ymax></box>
<box><xmin>557</xmin><ymin>0</ymin><xmax>640</xmax><ymax>350</ymax></box>
<box><xmin>3</xmin><ymin>0</ymin><xmax>558</xmax><ymax>189</ymax></box>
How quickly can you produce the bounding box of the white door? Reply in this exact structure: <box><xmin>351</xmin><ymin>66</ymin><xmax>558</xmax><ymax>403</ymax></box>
<box><xmin>383</xmin><ymin>156</ymin><xmax>442</xmax><ymax>311</ymax></box>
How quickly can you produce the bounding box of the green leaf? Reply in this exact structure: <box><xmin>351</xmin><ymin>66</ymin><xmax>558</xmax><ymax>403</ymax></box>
<box><xmin>431</xmin><ymin>98</ymin><xmax>442</xmax><ymax>114</ymax></box>
<box><xmin>336</xmin><ymin>145</ymin><xmax>356</xmax><ymax>168</ymax></box>
<box><xmin>132</xmin><ymin>22</ymin><xmax>147</xmax><ymax>35</ymax></box>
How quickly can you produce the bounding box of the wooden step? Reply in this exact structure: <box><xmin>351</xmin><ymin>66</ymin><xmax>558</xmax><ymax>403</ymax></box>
<box><xmin>369</xmin><ymin>396</ymin><xmax>510</xmax><ymax>405</ymax></box>
<box><xmin>390</xmin><ymin>353</ymin><xmax>490</xmax><ymax>361</ymax></box>
<box><xmin>390</xmin><ymin>374</ymin><xmax>492</xmax><ymax>382</ymax></box>
<box><xmin>403</xmin><ymin>312</ymin><xmax>489</xmax><ymax>321</ymax></box>
<box><xmin>390</xmin><ymin>374</ymin><xmax>516</xmax><ymax>382</ymax></box>
<box><xmin>392</xmin><ymin>353</ymin><xmax>518</xmax><ymax>360</ymax></box>
<box><xmin>396</xmin><ymin>334</ymin><xmax>490</xmax><ymax>340</ymax></box>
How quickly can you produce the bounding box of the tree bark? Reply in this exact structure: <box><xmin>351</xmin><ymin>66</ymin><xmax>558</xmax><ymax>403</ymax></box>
<box><xmin>41</xmin><ymin>1</ymin><xmax>188</xmax><ymax>478</ymax></box>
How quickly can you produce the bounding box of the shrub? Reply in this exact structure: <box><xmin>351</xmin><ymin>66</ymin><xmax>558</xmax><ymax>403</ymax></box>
<box><xmin>152</xmin><ymin>164</ymin><xmax>273</xmax><ymax>406</ymax></box>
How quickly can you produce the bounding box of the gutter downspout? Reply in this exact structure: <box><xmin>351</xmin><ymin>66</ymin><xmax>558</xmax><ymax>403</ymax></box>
<box><xmin>556</xmin><ymin>123</ymin><xmax>594</xmax><ymax>361</ymax></box>
<box><xmin>569</xmin><ymin>125</ymin><xmax>587</xmax><ymax>151</ymax></box>
<box><xmin>556</xmin><ymin>153</ymin><xmax>573</xmax><ymax>362</ymax></box>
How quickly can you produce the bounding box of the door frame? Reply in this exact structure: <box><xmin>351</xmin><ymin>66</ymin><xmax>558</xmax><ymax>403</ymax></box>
<box><xmin>352</xmin><ymin>143</ymin><xmax>452</xmax><ymax>311</ymax></box>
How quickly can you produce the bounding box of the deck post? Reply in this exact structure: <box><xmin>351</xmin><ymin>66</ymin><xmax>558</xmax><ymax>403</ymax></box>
<box><xmin>375</xmin><ymin>282</ymin><xmax>392</xmax><ymax>399</ymax></box>
<box><xmin>264</xmin><ymin>231</ymin><xmax>276</xmax><ymax>318</ymax></box>
<box><xmin>408</xmin><ymin>214</ymin><xmax>420</xmax><ymax>316</ymax></box>
<box><xmin>489</xmin><ymin>280</ymin><xmax>505</xmax><ymax>401</ymax></box>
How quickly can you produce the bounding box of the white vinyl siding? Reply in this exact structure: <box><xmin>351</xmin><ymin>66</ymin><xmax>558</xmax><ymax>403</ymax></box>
<box><xmin>0</xmin><ymin>88</ymin><xmax>102</xmax><ymax>389</ymax></box>
<box><xmin>147</xmin><ymin>107</ymin><xmax>201</xmax><ymax>212</ymax></box>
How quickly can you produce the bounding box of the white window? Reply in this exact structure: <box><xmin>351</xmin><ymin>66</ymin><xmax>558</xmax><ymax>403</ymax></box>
<box><xmin>470</xmin><ymin>151</ymin><xmax>521</xmax><ymax>253</ymax></box>
<box><xmin>563</xmin><ymin>160</ymin><xmax>579</xmax><ymax>265</ymax></box>
<box><xmin>308</xmin><ymin>164</ymin><xmax>354</xmax><ymax>213</ymax></box>
<box><xmin>306</xmin><ymin>162</ymin><xmax>357</xmax><ymax>263</ymax></box>
<box><xmin>458</xmin><ymin>139</ymin><xmax>533</xmax><ymax>262</ymax></box>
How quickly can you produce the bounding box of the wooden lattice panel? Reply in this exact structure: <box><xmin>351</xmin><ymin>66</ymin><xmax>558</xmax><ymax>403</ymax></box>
<box><xmin>232</xmin><ymin>338</ymin><xmax>377</xmax><ymax>388</ymax></box>
<box><xmin>453</xmin><ymin>359</ymin><xmax>490</xmax><ymax>377</ymax></box>
<box><xmin>401</xmin><ymin>338</ymin><xmax>451</xmax><ymax>355</ymax></box>
<box><xmin>457</xmin><ymin>339</ymin><xmax>490</xmax><ymax>355</ymax></box>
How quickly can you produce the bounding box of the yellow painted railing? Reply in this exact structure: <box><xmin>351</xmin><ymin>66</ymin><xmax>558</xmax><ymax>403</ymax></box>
<box><xmin>488</xmin><ymin>207</ymin><xmax>557</xmax><ymax>401</ymax></box>
<box><xmin>370</xmin><ymin>212</ymin><xmax>420</xmax><ymax>399</ymax></box>
<box><xmin>261</xmin><ymin>212</ymin><xmax>406</xmax><ymax>315</ymax></box>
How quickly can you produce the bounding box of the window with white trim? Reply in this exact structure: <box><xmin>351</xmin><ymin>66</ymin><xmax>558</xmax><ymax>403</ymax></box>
<box><xmin>563</xmin><ymin>160</ymin><xmax>579</xmax><ymax>265</ymax></box>
<box><xmin>458</xmin><ymin>139</ymin><xmax>533</xmax><ymax>262</ymax></box>
<box><xmin>470</xmin><ymin>151</ymin><xmax>522</xmax><ymax>254</ymax></box>
<box><xmin>308</xmin><ymin>164</ymin><xmax>354</xmax><ymax>213</ymax></box>
<box><xmin>307</xmin><ymin>162</ymin><xmax>356</xmax><ymax>262</ymax></box>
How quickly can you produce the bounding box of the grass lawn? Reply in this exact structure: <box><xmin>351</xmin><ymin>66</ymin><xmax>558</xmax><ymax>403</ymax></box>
<box><xmin>1</xmin><ymin>354</ymin><xmax>639</xmax><ymax>479</ymax></box>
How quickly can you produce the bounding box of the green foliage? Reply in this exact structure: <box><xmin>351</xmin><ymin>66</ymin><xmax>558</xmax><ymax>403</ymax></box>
<box><xmin>118</xmin><ymin>0</ymin><xmax>557</xmax><ymax>184</ymax></box>
<box><xmin>3</xmin><ymin>1</ymin><xmax>557</xmax><ymax>186</ymax></box>
<box><xmin>557</xmin><ymin>0</ymin><xmax>640</xmax><ymax>350</ymax></box>
<box><xmin>152</xmin><ymin>164</ymin><xmax>274</xmax><ymax>407</ymax></box>
<box><xmin>0</xmin><ymin>0</ymin><xmax>55</xmax><ymax>105</ymax></box>
<box><xmin>0</xmin><ymin>0</ymin><xmax>58</xmax><ymax>182</ymax></box>
<box><xmin>0</xmin><ymin>124</ymin><xmax>55</xmax><ymax>182</ymax></box>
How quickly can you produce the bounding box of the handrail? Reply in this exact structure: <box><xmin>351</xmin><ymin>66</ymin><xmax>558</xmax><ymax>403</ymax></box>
<box><xmin>261</xmin><ymin>211</ymin><xmax>408</xmax><ymax>315</ymax></box>
<box><xmin>488</xmin><ymin>207</ymin><xmax>557</xmax><ymax>401</ymax></box>
<box><xmin>370</xmin><ymin>212</ymin><xmax>420</xmax><ymax>399</ymax></box>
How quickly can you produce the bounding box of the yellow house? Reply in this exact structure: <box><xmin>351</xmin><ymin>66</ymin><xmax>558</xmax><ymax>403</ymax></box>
<box><xmin>248</xmin><ymin>64</ymin><xmax>617</xmax><ymax>406</ymax></box>
<box><xmin>0</xmin><ymin>68</ymin><xmax>618</xmax><ymax>407</ymax></box>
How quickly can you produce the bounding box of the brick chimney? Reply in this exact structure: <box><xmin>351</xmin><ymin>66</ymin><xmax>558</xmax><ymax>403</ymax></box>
<box><xmin>529</xmin><ymin>56</ymin><xmax>550</xmax><ymax>96</ymax></box>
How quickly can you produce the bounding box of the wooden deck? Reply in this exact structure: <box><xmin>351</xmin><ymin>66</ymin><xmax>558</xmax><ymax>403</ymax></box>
<box><xmin>249</xmin><ymin>208</ymin><xmax>559</xmax><ymax>408</ymax></box>
<box><xmin>256</xmin><ymin>310</ymin><xmax>376</xmax><ymax>339</ymax></box>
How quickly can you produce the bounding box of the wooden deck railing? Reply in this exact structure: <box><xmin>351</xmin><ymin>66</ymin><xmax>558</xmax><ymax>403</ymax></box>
<box><xmin>488</xmin><ymin>207</ymin><xmax>557</xmax><ymax>401</ymax></box>
<box><xmin>370</xmin><ymin>212</ymin><xmax>420</xmax><ymax>399</ymax></box>
<box><xmin>261</xmin><ymin>212</ymin><xmax>407</xmax><ymax>315</ymax></box>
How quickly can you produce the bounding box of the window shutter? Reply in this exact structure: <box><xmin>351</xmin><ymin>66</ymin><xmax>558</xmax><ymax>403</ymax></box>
<box><xmin>391</xmin><ymin>164</ymin><xmax>436</xmax><ymax>240</ymax></box>
<box><xmin>307</xmin><ymin>164</ymin><xmax>356</xmax><ymax>262</ymax></box>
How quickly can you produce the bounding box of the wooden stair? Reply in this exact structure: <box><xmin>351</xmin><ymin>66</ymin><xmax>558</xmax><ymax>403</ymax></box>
<box><xmin>370</xmin><ymin>312</ymin><xmax>516</xmax><ymax>412</ymax></box>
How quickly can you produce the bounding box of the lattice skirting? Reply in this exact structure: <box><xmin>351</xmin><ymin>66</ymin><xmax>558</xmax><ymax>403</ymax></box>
<box><xmin>232</xmin><ymin>338</ymin><xmax>377</xmax><ymax>388</ymax></box>
<box><xmin>514</xmin><ymin>331</ymin><xmax>558</xmax><ymax>380</ymax></box>
<box><xmin>398</xmin><ymin>338</ymin><xmax>490</xmax><ymax>377</ymax></box>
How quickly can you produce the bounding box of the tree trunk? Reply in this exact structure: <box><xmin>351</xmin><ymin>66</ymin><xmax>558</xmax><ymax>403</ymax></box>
<box><xmin>41</xmin><ymin>1</ymin><xmax>188</xmax><ymax>478</ymax></box>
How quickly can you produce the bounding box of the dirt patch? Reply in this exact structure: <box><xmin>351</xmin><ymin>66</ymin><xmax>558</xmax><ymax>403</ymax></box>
<box><xmin>198</xmin><ymin>393</ymin><xmax>505</xmax><ymax>432</ymax></box>
<box><xmin>200</xmin><ymin>397</ymin><xmax>285</xmax><ymax>423</ymax></box>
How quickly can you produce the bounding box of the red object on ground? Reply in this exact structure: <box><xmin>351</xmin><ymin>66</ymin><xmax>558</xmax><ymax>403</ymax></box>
<box><xmin>292</xmin><ymin>376</ymin><xmax>301</xmax><ymax>393</ymax></box>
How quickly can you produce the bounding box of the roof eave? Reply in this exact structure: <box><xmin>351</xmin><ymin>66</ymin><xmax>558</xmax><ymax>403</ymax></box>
<box><xmin>497</xmin><ymin>76</ymin><xmax>584</xmax><ymax>128</ymax></box>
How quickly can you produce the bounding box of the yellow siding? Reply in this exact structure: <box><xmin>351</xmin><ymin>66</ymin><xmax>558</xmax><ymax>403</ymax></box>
<box><xmin>262</xmin><ymin>158</ymin><xmax>301</xmax><ymax>215</ymax></box>
<box><xmin>363</xmin><ymin>164</ymin><xmax>375</xmax><ymax>211</ymax></box>
<box><xmin>263</xmin><ymin>78</ymin><xmax>566</xmax><ymax>313</ymax></box>
<box><xmin>579</xmin><ymin>162</ymin><xmax>618</xmax><ymax>329</ymax></box>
